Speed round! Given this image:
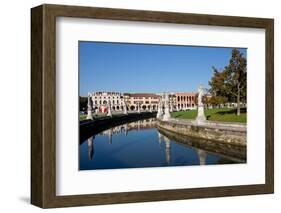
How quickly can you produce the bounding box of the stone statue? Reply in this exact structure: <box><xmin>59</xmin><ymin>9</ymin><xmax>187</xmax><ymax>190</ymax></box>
<box><xmin>107</xmin><ymin>100</ymin><xmax>112</xmax><ymax>117</ymax></box>
<box><xmin>198</xmin><ymin>84</ymin><xmax>204</xmax><ymax>106</ymax></box>
<box><xmin>86</xmin><ymin>92</ymin><xmax>93</xmax><ymax>120</ymax></box>
<box><xmin>137</xmin><ymin>102</ymin><xmax>141</xmax><ymax>113</ymax></box>
<box><xmin>123</xmin><ymin>101</ymin><xmax>128</xmax><ymax>115</ymax></box>
<box><xmin>163</xmin><ymin>93</ymin><xmax>171</xmax><ymax>121</ymax></box>
<box><xmin>196</xmin><ymin>84</ymin><xmax>206</xmax><ymax>124</ymax></box>
<box><xmin>156</xmin><ymin>98</ymin><xmax>163</xmax><ymax>118</ymax></box>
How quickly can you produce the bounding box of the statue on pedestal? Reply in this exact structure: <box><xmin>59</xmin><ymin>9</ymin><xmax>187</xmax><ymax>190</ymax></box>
<box><xmin>157</xmin><ymin>97</ymin><xmax>163</xmax><ymax>118</ymax></box>
<box><xmin>107</xmin><ymin>100</ymin><xmax>112</xmax><ymax>117</ymax></box>
<box><xmin>123</xmin><ymin>101</ymin><xmax>128</xmax><ymax>115</ymax></box>
<box><xmin>86</xmin><ymin>92</ymin><xmax>93</xmax><ymax>120</ymax></box>
<box><xmin>163</xmin><ymin>93</ymin><xmax>171</xmax><ymax>121</ymax></box>
<box><xmin>196</xmin><ymin>84</ymin><xmax>206</xmax><ymax>124</ymax></box>
<box><xmin>137</xmin><ymin>102</ymin><xmax>141</xmax><ymax>114</ymax></box>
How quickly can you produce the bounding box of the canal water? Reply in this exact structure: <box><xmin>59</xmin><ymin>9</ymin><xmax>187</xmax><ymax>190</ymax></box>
<box><xmin>79</xmin><ymin>118</ymin><xmax>238</xmax><ymax>170</ymax></box>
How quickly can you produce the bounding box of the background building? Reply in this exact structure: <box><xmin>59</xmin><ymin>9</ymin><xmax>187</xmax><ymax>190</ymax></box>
<box><xmin>175</xmin><ymin>92</ymin><xmax>197</xmax><ymax>110</ymax></box>
<box><xmin>124</xmin><ymin>93</ymin><xmax>160</xmax><ymax>111</ymax></box>
<box><xmin>88</xmin><ymin>91</ymin><xmax>197</xmax><ymax>113</ymax></box>
<box><xmin>90</xmin><ymin>92</ymin><xmax>124</xmax><ymax>112</ymax></box>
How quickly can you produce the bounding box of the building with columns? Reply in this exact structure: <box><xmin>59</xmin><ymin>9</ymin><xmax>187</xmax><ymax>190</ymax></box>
<box><xmin>88</xmin><ymin>91</ymin><xmax>197</xmax><ymax>113</ymax></box>
<box><xmin>124</xmin><ymin>93</ymin><xmax>160</xmax><ymax>111</ymax></box>
<box><xmin>90</xmin><ymin>91</ymin><xmax>124</xmax><ymax>112</ymax></box>
<box><xmin>175</xmin><ymin>92</ymin><xmax>197</xmax><ymax>110</ymax></box>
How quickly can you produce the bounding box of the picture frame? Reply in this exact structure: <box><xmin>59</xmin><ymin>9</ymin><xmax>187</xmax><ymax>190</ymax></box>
<box><xmin>31</xmin><ymin>4</ymin><xmax>274</xmax><ymax>208</ymax></box>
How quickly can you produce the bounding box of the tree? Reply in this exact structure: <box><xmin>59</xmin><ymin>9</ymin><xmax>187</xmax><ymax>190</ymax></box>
<box><xmin>79</xmin><ymin>96</ymin><xmax>88</xmax><ymax>111</ymax></box>
<box><xmin>224</xmin><ymin>49</ymin><xmax>247</xmax><ymax>115</ymax></box>
<box><xmin>209</xmin><ymin>49</ymin><xmax>247</xmax><ymax>115</ymax></box>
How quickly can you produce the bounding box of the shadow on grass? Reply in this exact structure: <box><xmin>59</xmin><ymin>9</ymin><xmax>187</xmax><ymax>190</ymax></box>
<box><xmin>215</xmin><ymin>107</ymin><xmax>247</xmax><ymax>115</ymax></box>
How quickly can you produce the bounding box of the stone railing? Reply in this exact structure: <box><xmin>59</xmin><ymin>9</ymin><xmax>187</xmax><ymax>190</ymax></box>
<box><xmin>157</xmin><ymin>118</ymin><xmax>246</xmax><ymax>146</ymax></box>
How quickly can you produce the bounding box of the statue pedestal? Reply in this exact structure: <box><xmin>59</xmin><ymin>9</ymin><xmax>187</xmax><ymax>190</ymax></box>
<box><xmin>107</xmin><ymin>106</ymin><xmax>112</xmax><ymax>117</ymax></box>
<box><xmin>196</xmin><ymin>104</ymin><xmax>206</xmax><ymax>124</ymax></box>
<box><xmin>156</xmin><ymin>106</ymin><xmax>162</xmax><ymax>118</ymax></box>
<box><xmin>107</xmin><ymin>110</ymin><xmax>112</xmax><ymax>117</ymax></box>
<box><xmin>86</xmin><ymin>109</ymin><xmax>93</xmax><ymax>120</ymax></box>
<box><xmin>163</xmin><ymin>108</ymin><xmax>171</xmax><ymax>121</ymax></box>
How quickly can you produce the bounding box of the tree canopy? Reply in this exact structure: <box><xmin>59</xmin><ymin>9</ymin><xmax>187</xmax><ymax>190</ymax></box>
<box><xmin>208</xmin><ymin>48</ymin><xmax>247</xmax><ymax>115</ymax></box>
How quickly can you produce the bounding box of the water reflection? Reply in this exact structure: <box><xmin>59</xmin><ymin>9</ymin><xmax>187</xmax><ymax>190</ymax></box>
<box><xmin>80</xmin><ymin>118</ymin><xmax>239</xmax><ymax>170</ymax></box>
<box><xmin>87</xmin><ymin>136</ymin><xmax>94</xmax><ymax>160</ymax></box>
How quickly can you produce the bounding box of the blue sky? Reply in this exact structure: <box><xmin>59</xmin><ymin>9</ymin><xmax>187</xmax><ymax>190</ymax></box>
<box><xmin>79</xmin><ymin>41</ymin><xmax>246</xmax><ymax>96</ymax></box>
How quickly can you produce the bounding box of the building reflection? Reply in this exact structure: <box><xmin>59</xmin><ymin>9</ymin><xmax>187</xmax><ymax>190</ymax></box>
<box><xmin>99</xmin><ymin>118</ymin><xmax>156</xmax><ymax>137</ymax></box>
<box><xmin>86</xmin><ymin>118</ymin><xmax>212</xmax><ymax>166</ymax></box>
<box><xmin>87</xmin><ymin>136</ymin><xmax>95</xmax><ymax>160</ymax></box>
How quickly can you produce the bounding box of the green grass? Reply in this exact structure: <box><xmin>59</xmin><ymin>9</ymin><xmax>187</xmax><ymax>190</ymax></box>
<box><xmin>80</xmin><ymin>115</ymin><xmax>87</xmax><ymax>121</ymax></box>
<box><xmin>171</xmin><ymin>108</ymin><xmax>247</xmax><ymax>123</ymax></box>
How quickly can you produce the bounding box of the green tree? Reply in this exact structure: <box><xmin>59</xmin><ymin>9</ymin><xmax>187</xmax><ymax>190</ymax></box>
<box><xmin>79</xmin><ymin>96</ymin><xmax>88</xmax><ymax>111</ymax></box>
<box><xmin>209</xmin><ymin>49</ymin><xmax>247</xmax><ymax>115</ymax></box>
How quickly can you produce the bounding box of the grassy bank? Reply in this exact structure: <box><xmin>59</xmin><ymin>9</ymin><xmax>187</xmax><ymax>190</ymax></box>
<box><xmin>171</xmin><ymin>108</ymin><xmax>246</xmax><ymax>123</ymax></box>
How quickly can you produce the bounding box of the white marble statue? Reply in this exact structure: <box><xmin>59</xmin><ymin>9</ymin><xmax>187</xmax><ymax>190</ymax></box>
<box><xmin>163</xmin><ymin>93</ymin><xmax>171</xmax><ymax>121</ymax></box>
<box><xmin>137</xmin><ymin>102</ymin><xmax>141</xmax><ymax>113</ymax></box>
<box><xmin>123</xmin><ymin>101</ymin><xmax>128</xmax><ymax>115</ymax></box>
<box><xmin>156</xmin><ymin>99</ymin><xmax>163</xmax><ymax>118</ymax></box>
<box><xmin>196</xmin><ymin>84</ymin><xmax>206</xmax><ymax>124</ymax></box>
<box><xmin>107</xmin><ymin>100</ymin><xmax>112</xmax><ymax>117</ymax></box>
<box><xmin>198</xmin><ymin>84</ymin><xmax>204</xmax><ymax>106</ymax></box>
<box><xmin>86</xmin><ymin>92</ymin><xmax>93</xmax><ymax>120</ymax></box>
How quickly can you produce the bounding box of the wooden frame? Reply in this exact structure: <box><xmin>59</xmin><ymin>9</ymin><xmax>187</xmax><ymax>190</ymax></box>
<box><xmin>31</xmin><ymin>4</ymin><xmax>274</xmax><ymax>208</ymax></box>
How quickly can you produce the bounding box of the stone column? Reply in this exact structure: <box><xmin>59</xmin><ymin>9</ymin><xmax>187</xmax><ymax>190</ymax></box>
<box><xmin>86</xmin><ymin>93</ymin><xmax>93</xmax><ymax>120</ymax></box>
<box><xmin>107</xmin><ymin>100</ymin><xmax>112</xmax><ymax>117</ymax></box>
<box><xmin>163</xmin><ymin>93</ymin><xmax>171</xmax><ymax>121</ymax></box>
<box><xmin>196</xmin><ymin>84</ymin><xmax>206</xmax><ymax>124</ymax></box>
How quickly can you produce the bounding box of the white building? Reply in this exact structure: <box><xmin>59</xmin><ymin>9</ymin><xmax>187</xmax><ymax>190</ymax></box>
<box><xmin>90</xmin><ymin>91</ymin><xmax>124</xmax><ymax>112</ymax></box>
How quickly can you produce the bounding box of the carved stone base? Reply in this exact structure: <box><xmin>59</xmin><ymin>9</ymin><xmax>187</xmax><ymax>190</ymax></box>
<box><xmin>196</xmin><ymin>105</ymin><xmax>206</xmax><ymax>124</ymax></box>
<box><xmin>86</xmin><ymin>110</ymin><xmax>93</xmax><ymax>120</ymax></box>
<box><xmin>163</xmin><ymin>108</ymin><xmax>171</xmax><ymax>121</ymax></box>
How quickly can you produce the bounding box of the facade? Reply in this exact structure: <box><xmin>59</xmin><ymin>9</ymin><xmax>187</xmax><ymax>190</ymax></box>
<box><xmin>124</xmin><ymin>93</ymin><xmax>160</xmax><ymax>111</ymax></box>
<box><xmin>89</xmin><ymin>91</ymin><xmax>197</xmax><ymax>113</ymax></box>
<box><xmin>90</xmin><ymin>91</ymin><xmax>124</xmax><ymax>112</ymax></box>
<box><xmin>175</xmin><ymin>92</ymin><xmax>197</xmax><ymax>110</ymax></box>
